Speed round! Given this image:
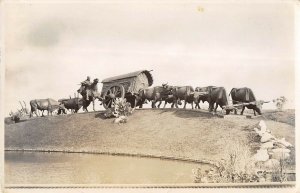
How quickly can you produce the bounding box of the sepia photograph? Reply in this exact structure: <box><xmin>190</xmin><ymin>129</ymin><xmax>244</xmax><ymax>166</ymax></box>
<box><xmin>1</xmin><ymin>0</ymin><xmax>298</xmax><ymax>192</ymax></box>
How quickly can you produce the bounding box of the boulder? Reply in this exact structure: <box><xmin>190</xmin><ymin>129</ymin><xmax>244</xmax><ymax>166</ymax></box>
<box><xmin>252</xmin><ymin>149</ymin><xmax>269</xmax><ymax>162</ymax></box>
<box><xmin>260</xmin><ymin>133</ymin><xmax>275</xmax><ymax>143</ymax></box>
<box><xmin>254</xmin><ymin>127</ymin><xmax>264</xmax><ymax>136</ymax></box>
<box><xmin>254</xmin><ymin>121</ymin><xmax>271</xmax><ymax>136</ymax></box>
<box><xmin>258</xmin><ymin>120</ymin><xmax>267</xmax><ymax>133</ymax></box>
<box><xmin>273</xmin><ymin>142</ymin><xmax>287</xmax><ymax>149</ymax></box>
<box><xmin>113</xmin><ymin>116</ymin><xmax>128</xmax><ymax>124</ymax></box>
<box><xmin>272</xmin><ymin>148</ymin><xmax>291</xmax><ymax>153</ymax></box>
<box><xmin>260</xmin><ymin>141</ymin><xmax>274</xmax><ymax>149</ymax></box>
<box><xmin>276</xmin><ymin>138</ymin><xmax>292</xmax><ymax>148</ymax></box>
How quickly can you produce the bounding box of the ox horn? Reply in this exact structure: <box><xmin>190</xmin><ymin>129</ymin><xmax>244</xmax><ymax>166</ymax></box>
<box><xmin>19</xmin><ymin>101</ymin><xmax>24</xmax><ymax>109</ymax></box>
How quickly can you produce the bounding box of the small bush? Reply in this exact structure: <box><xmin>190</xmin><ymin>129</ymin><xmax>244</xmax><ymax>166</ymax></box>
<box><xmin>273</xmin><ymin>96</ymin><xmax>287</xmax><ymax>111</ymax></box>
<box><xmin>193</xmin><ymin>140</ymin><xmax>258</xmax><ymax>183</ymax></box>
<box><xmin>9</xmin><ymin>111</ymin><xmax>22</xmax><ymax>123</ymax></box>
<box><xmin>104</xmin><ymin>98</ymin><xmax>134</xmax><ymax>123</ymax></box>
<box><xmin>286</xmin><ymin>147</ymin><xmax>295</xmax><ymax>166</ymax></box>
<box><xmin>271</xmin><ymin>156</ymin><xmax>287</xmax><ymax>182</ymax></box>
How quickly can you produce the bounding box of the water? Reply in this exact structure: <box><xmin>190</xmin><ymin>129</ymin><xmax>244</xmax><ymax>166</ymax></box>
<box><xmin>5</xmin><ymin>151</ymin><xmax>212</xmax><ymax>184</ymax></box>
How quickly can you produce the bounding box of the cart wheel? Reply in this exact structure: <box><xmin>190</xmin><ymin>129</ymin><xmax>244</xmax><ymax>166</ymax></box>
<box><xmin>103</xmin><ymin>85</ymin><xmax>125</xmax><ymax>109</ymax></box>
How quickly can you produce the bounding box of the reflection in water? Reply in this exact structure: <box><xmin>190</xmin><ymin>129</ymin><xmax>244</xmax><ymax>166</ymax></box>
<box><xmin>5</xmin><ymin>151</ymin><xmax>212</xmax><ymax>184</ymax></box>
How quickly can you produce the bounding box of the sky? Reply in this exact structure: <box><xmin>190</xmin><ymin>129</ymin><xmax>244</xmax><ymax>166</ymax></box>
<box><xmin>3</xmin><ymin>1</ymin><xmax>296</xmax><ymax>115</ymax></box>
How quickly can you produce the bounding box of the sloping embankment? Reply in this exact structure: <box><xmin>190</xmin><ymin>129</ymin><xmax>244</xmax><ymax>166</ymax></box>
<box><xmin>5</xmin><ymin>109</ymin><xmax>295</xmax><ymax>162</ymax></box>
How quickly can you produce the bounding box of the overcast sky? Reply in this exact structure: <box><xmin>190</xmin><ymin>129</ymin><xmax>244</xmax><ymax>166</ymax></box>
<box><xmin>4</xmin><ymin>1</ymin><xmax>296</xmax><ymax>115</ymax></box>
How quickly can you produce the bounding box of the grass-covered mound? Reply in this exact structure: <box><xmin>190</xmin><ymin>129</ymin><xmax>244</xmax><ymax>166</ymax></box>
<box><xmin>5</xmin><ymin>109</ymin><xmax>295</xmax><ymax>162</ymax></box>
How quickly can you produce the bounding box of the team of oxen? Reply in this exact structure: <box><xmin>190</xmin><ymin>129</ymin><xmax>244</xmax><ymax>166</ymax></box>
<box><xmin>133</xmin><ymin>85</ymin><xmax>267</xmax><ymax>116</ymax></box>
<box><xmin>28</xmin><ymin>81</ymin><xmax>268</xmax><ymax>117</ymax></box>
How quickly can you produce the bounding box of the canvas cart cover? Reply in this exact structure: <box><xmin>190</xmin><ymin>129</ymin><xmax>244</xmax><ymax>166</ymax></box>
<box><xmin>101</xmin><ymin>70</ymin><xmax>153</xmax><ymax>86</ymax></box>
<box><xmin>101</xmin><ymin>70</ymin><xmax>153</xmax><ymax>94</ymax></box>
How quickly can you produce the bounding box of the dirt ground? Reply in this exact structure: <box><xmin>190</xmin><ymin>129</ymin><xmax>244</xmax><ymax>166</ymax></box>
<box><xmin>5</xmin><ymin>109</ymin><xmax>295</xmax><ymax>162</ymax></box>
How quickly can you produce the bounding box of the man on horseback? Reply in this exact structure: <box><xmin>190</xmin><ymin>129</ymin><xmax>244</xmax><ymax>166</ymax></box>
<box><xmin>81</xmin><ymin>76</ymin><xmax>92</xmax><ymax>100</ymax></box>
<box><xmin>77</xmin><ymin>76</ymin><xmax>102</xmax><ymax>111</ymax></box>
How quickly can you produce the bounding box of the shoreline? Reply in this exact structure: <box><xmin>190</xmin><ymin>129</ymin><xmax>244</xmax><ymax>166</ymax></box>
<box><xmin>5</xmin><ymin>148</ymin><xmax>219</xmax><ymax>167</ymax></box>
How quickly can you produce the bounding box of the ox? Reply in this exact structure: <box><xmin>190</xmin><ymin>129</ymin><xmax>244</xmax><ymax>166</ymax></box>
<box><xmin>30</xmin><ymin>98</ymin><xmax>66</xmax><ymax>117</ymax></box>
<box><xmin>194</xmin><ymin>86</ymin><xmax>216</xmax><ymax>109</ymax></box>
<box><xmin>206</xmin><ymin>87</ymin><xmax>231</xmax><ymax>114</ymax></box>
<box><xmin>58</xmin><ymin>98</ymin><xmax>83</xmax><ymax>114</ymax></box>
<box><xmin>135</xmin><ymin>85</ymin><xmax>173</xmax><ymax>108</ymax></box>
<box><xmin>229</xmin><ymin>87</ymin><xmax>264</xmax><ymax>116</ymax></box>
<box><xmin>170</xmin><ymin>86</ymin><xmax>195</xmax><ymax>109</ymax></box>
<box><xmin>157</xmin><ymin>95</ymin><xmax>182</xmax><ymax>108</ymax></box>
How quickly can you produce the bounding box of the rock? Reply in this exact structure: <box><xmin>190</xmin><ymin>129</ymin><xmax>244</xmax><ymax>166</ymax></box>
<box><xmin>254</xmin><ymin>121</ymin><xmax>270</xmax><ymax>136</ymax></box>
<box><xmin>254</xmin><ymin>127</ymin><xmax>264</xmax><ymax>136</ymax></box>
<box><xmin>263</xmin><ymin>159</ymin><xmax>280</xmax><ymax>169</ymax></box>
<box><xmin>259</xmin><ymin>120</ymin><xmax>267</xmax><ymax>131</ymax></box>
<box><xmin>272</xmin><ymin>148</ymin><xmax>291</xmax><ymax>153</ymax></box>
<box><xmin>260</xmin><ymin>133</ymin><xmax>275</xmax><ymax>143</ymax></box>
<box><xmin>272</xmin><ymin>152</ymin><xmax>290</xmax><ymax>160</ymax></box>
<box><xmin>113</xmin><ymin>116</ymin><xmax>128</xmax><ymax>124</ymax></box>
<box><xmin>260</xmin><ymin>141</ymin><xmax>274</xmax><ymax>149</ymax></box>
<box><xmin>273</xmin><ymin>142</ymin><xmax>287</xmax><ymax>149</ymax></box>
<box><xmin>252</xmin><ymin>149</ymin><xmax>269</xmax><ymax>162</ymax></box>
<box><xmin>276</xmin><ymin>138</ymin><xmax>292</xmax><ymax>148</ymax></box>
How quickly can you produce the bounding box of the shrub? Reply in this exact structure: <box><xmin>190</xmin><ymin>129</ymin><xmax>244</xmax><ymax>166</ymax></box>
<box><xmin>273</xmin><ymin>96</ymin><xmax>287</xmax><ymax>111</ymax></box>
<box><xmin>193</xmin><ymin>140</ymin><xmax>257</xmax><ymax>183</ymax></box>
<box><xmin>271</xmin><ymin>156</ymin><xmax>287</xmax><ymax>182</ymax></box>
<box><xmin>104</xmin><ymin>98</ymin><xmax>134</xmax><ymax>123</ymax></box>
<box><xmin>9</xmin><ymin>111</ymin><xmax>23</xmax><ymax>123</ymax></box>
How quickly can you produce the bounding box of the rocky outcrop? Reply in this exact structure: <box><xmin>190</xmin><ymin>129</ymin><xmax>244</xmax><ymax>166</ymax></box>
<box><xmin>252</xmin><ymin>120</ymin><xmax>293</xmax><ymax>164</ymax></box>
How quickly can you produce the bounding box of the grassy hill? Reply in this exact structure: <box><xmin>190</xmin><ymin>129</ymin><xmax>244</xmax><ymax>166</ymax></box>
<box><xmin>5</xmin><ymin>109</ymin><xmax>295</xmax><ymax>162</ymax></box>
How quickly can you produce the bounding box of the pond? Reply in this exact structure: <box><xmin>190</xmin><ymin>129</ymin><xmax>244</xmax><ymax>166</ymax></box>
<box><xmin>5</xmin><ymin>151</ymin><xmax>212</xmax><ymax>184</ymax></box>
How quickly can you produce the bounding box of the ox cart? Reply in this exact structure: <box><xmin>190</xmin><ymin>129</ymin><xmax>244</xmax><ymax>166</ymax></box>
<box><xmin>100</xmin><ymin>70</ymin><xmax>153</xmax><ymax>109</ymax></box>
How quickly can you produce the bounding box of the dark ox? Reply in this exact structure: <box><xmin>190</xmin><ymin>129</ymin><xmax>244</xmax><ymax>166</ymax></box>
<box><xmin>194</xmin><ymin>86</ymin><xmax>216</xmax><ymax>109</ymax></box>
<box><xmin>135</xmin><ymin>85</ymin><xmax>172</xmax><ymax>108</ymax></box>
<box><xmin>205</xmin><ymin>87</ymin><xmax>231</xmax><ymax>114</ymax></box>
<box><xmin>170</xmin><ymin>86</ymin><xmax>195</xmax><ymax>109</ymax></box>
<box><xmin>30</xmin><ymin>98</ymin><xmax>66</xmax><ymax>117</ymax></box>
<box><xmin>229</xmin><ymin>87</ymin><xmax>263</xmax><ymax>116</ymax></box>
<box><xmin>157</xmin><ymin>95</ymin><xmax>182</xmax><ymax>108</ymax></box>
<box><xmin>58</xmin><ymin>98</ymin><xmax>83</xmax><ymax>114</ymax></box>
